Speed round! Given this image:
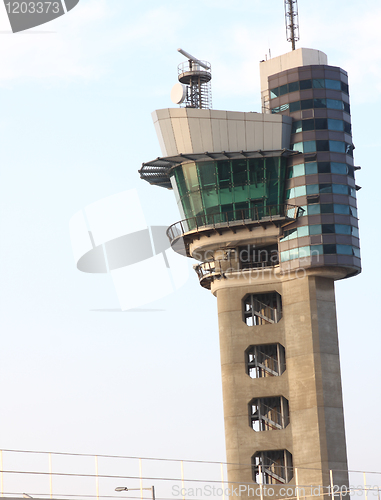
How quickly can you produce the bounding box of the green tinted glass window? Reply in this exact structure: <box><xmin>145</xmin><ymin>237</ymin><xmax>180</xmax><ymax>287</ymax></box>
<box><xmin>174</xmin><ymin>168</ymin><xmax>187</xmax><ymax>197</ymax></box>
<box><xmin>311</xmin><ymin>245</ymin><xmax>323</xmax><ymax>255</ymax></box>
<box><xmin>218</xmin><ymin>161</ymin><xmax>231</xmax><ymax>185</ymax></box>
<box><xmin>183</xmin><ymin>163</ymin><xmax>199</xmax><ymax>191</ymax></box>
<box><xmin>322</xmin><ymin>224</ymin><xmax>335</xmax><ymax>233</ymax></box>
<box><xmin>198</xmin><ymin>162</ymin><xmax>216</xmax><ymax>188</ymax></box>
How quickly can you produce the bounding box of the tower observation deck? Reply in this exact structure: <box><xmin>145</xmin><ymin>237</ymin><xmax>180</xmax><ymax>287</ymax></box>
<box><xmin>140</xmin><ymin>47</ymin><xmax>361</xmax><ymax>498</ymax></box>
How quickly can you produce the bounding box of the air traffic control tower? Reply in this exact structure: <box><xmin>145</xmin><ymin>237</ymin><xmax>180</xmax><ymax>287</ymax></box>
<box><xmin>140</xmin><ymin>43</ymin><xmax>361</xmax><ymax>497</ymax></box>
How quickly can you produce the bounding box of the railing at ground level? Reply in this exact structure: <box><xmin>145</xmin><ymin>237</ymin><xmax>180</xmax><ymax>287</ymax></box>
<box><xmin>0</xmin><ymin>449</ymin><xmax>379</xmax><ymax>500</ymax></box>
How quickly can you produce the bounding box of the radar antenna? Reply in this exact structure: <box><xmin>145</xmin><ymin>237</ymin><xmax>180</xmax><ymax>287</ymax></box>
<box><xmin>284</xmin><ymin>0</ymin><xmax>300</xmax><ymax>50</ymax></box>
<box><xmin>170</xmin><ymin>48</ymin><xmax>212</xmax><ymax>109</ymax></box>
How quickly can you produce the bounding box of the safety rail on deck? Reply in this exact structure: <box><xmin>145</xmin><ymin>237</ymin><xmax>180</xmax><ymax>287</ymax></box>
<box><xmin>166</xmin><ymin>204</ymin><xmax>303</xmax><ymax>247</ymax></box>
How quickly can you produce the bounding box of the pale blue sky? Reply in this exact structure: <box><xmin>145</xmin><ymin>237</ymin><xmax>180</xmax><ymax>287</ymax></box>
<box><xmin>0</xmin><ymin>0</ymin><xmax>380</xmax><ymax>491</ymax></box>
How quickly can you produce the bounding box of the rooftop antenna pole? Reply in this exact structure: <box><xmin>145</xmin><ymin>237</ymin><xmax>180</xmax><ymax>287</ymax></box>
<box><xmin>284</xmin><ymin>0</ymin><xmax>300</xmax><ymax>50</ymax></box>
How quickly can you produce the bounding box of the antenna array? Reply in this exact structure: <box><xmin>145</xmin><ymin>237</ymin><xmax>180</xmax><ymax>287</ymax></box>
<box><xmin>284</xmin><ymin>0</ymin><xmax>300</xmax><ymax>50</ymax></box>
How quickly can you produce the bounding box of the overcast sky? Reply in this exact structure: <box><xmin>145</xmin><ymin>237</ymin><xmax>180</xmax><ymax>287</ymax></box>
<box><xmin>0</xmin><ymin>0</ymin><xmax>380</xmax><ymax>496</ymax></box>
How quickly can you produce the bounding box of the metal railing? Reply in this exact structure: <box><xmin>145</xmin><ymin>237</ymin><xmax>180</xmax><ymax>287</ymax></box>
<box><xmin>194</xmin><ymin>256</ymin><xmax>280</xmax><ymax>288</ymax></box>
<box><xmin>167</xmin><ymin>204</ymin><xmax>302</xmax><ymax>245</ymax></box>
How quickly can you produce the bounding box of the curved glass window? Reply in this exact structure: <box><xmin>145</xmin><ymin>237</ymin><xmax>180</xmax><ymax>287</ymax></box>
<box><xmin>171</xmin><ymin>157</ymin><xmax>288</xmax><ymax>227</ymax></box>
<box><xmin>270</xmin><ymin>78</ymin><xmax>348</xmax><ymax>99</ymax></box>
<box><xmin>273</xmin><ymin>98</ymin><xmax>350</xmax><ymax>115</ymax></box>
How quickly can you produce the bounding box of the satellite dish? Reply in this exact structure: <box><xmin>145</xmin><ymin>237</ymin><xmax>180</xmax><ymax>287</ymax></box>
<box><xmin>171</xmin><ymin>83</ymin><xmax>187</xmax><ymax>104</ymax></box>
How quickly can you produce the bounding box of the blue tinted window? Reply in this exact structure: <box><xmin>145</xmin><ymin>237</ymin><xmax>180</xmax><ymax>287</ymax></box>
<box><xmin>315</xmin><ymin>118</ymin><xmax>328</xmax><ymax>130</ymax></box>
<box><xmin>327</xmin><ymin>119</ymin><xmax>344</xmax><ymax>131</ymax></box>
<box><xmin>336</xmin><ymin>244</ymin><xmax>352</xmax><ymax>255</ymax></box>
<box><xmin>330</xmin><ymin>141</ymin><xmax>346</xmax><ymax>153</ymax></box>
<box><xmin>294</xmin><ymin>185</ymin><xmax>307</xmax><ymax>197</ymax></box>
<box><xmin>353</xmin><ymin>247</ymin><xmax>360</xmax><ymax>257</ymax></box>
<box><xmin>270</xmin><ymin>87</ymin><xmax>280</xmax><ymax>99</ymax></box>
<box><xmin>280</xmin><ymin>84</ymin><xmax>288</xmax><ymax>96</ymax></box>
<box><xmin>281</xmin><ymin>250</ymin><xmax>290</xmax><ymax>262</ymax></box>
<box><xmin>290</xmin><ymin>101</ymin><xmax>301</xmax><ymax>112</ymax></box>
<box><xmin>300</xmin><ymin>79</ymin><xmax>312</xmax><ymax>89</ymax></box>
<box><xmin>319</xmin><ymin>184</ymin><xmax>332</xmax><ymax>193</ymax></box>
<box><xmin>309</xmin><ymin>224</ymin><xmax>322</xmax><ymax>235</ymax></box>
<box><xmin>350</xmin><ymin>206</ymin><xmax>357</xmax><ymax>217</ymax></box>
<box><xmin>334</xmin><ymin>204</ymin><xmax>350</xmax><ymax>215</ymax></box>
<box><xmin>304</xmin><ymin>141</ymin><xmax>316</xmax><ymax>153</ymax></box>
<box><xmin>331</xmin><ymin>162</ymin><xmax>347</xmax><ymax>175</ymax></box>
<box><xmin>341</xmin><ymin>82</ymin><xmax>349</xmax><ymax>94</ymax></box>
<box><xmin>321</xmin><ymin>204</ymin><xmax>334</xmax><ymax>213</ymax></box>
<box><xmin>314</xmin><ymin>98</ymin><xmax>326</xmax><ymax>108</ymax></box>
<box><xmin>289</xmin><ymin>248</ymin><xmax>299</xmax><ymax>260</ymax></box>
<box><xmin>325</xmin><ymin>79</ymin><xmax>341</xmax><ymax>90</ymax></box>
<box><xmin>301</xmin><ymin>99</ymin><xmax>314</xmax><ymax>110</ymax></box>
<box><xmin>293</xmin><ymin>164</ymin><xmax>305</xmax><ymax>177</ymax></box>
<box><xmin>343</xmin><ymin>102</ymin><xmax>350</xmax><ymax>114</ymax></box>
<box><xmin>323</xmin><ymin>244</ymin><xmax>336</xmax><ymax>254</ymax></box>
<box><xmin>299</xmin><ymin>246</ymin><xmax>311</xmax><ymax>258</ymax></box>
<box><xmin>322</xmin><ymin>224</ymin><xmax>335</xmax><ymax>233</ymax></box>
<box><xmin>306</xmin><ymin>184</ymin><xmax>319</xmax><ymax>195</ymax></box>
<box><xmin>292</xmin><ymin>142</ymin><xmax>303</xmax><ymax>152</ymax></box>
<box><xmin>297</xmin><ymin>226</ymin><xmax>309</xmax><ymax>237</ymax></box>
<box><xmin>332</xmin><ymin>184</ymin><xmax>349</xmax><ymax>195</ymax></box>
<box><xmin>343</xmin><ymin>121</ymin><xmax>352</xmax><ymax>134</ymax></box>
<box><xmin>335</xmin><ymin>224</ymin><xmax>351</xmax><ymax>235</ymax></box>
<box><xmin>351</xmin><ymin>226</ymin><xmax>359</xmax><ymax>237</ymax></box>
<box><xmin>288</xmin><ymin>81</ymin><xmax>299</xmax><ymax>93</ymax></box>
<box><xmin>308</xmin><ymin>204</ymin><xmax>320</xmax><ymax>215</ymax></box>
<box><xmin>316</xmin><ymin>140</ymin><xmax>329</xmax><ymax>151</ymax></box>
<box><xmin>292</xmin><ymin>120</ymin><xmax>302</xmax><ymax>134</ymax></box>
<box><xmin>302</xmin><ymin>119</ymin><xmax>315</xmax><ymax>131</ymax></box>
<box><xmin>311</xmin><ymin>245</ymin><xmax>323</xmax><ymax>255</ymax></box>
<box><xmin>327</xmin><ymin>99</ymin><xmax>343</xmax><ymax>110</ymax></box>
<box><xmin>305</xmin><ymin>162</ymin><xmax>318</xmax><ymax>175</ymax></box>
<box><xmin>318</xmin><ymin>162</ymin><xmax>330</xmax><ymax>173</ymax></box>
<box><xmin>313</xmin><ymin>79</ymin><xmax>324</xmax><ymax>88</ymax></box>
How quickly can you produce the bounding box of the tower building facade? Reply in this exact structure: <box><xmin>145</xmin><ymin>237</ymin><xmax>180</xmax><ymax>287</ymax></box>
<box><xmin>140</xmin><ymin>47</ymin><xmax>360</xmax><ymax>497</ymax></box>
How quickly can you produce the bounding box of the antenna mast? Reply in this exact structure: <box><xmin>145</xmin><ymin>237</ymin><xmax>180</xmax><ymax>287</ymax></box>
<box><xmin>284</xmin><ymin>0</ymin><xmax>300</xmax><ymax>50</ymax></box>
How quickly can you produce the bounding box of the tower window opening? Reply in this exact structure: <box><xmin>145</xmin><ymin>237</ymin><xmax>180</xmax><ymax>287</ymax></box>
<box><xmin>249</xmin><ymin>396</ymin><xmax>289</xmax><ymax>431</ymax></box>
<box><xmin>252</xmin><ymin>450</ymin><xmax>293</xmax><ymax>484</ymax></box>
<box><xmin>243</xmin><ymin>292</ymin><xmax>282</xmax><ymax>326</ymax></box>
<box><xmin>239</xmin><ymin>244</ymin><xmax>279</xmax><ymax>269</ymax></box>
<box><xmin>246</xmin><ymin>344</ymin><xmax>286</xmax><ymax>378</ymax></box>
